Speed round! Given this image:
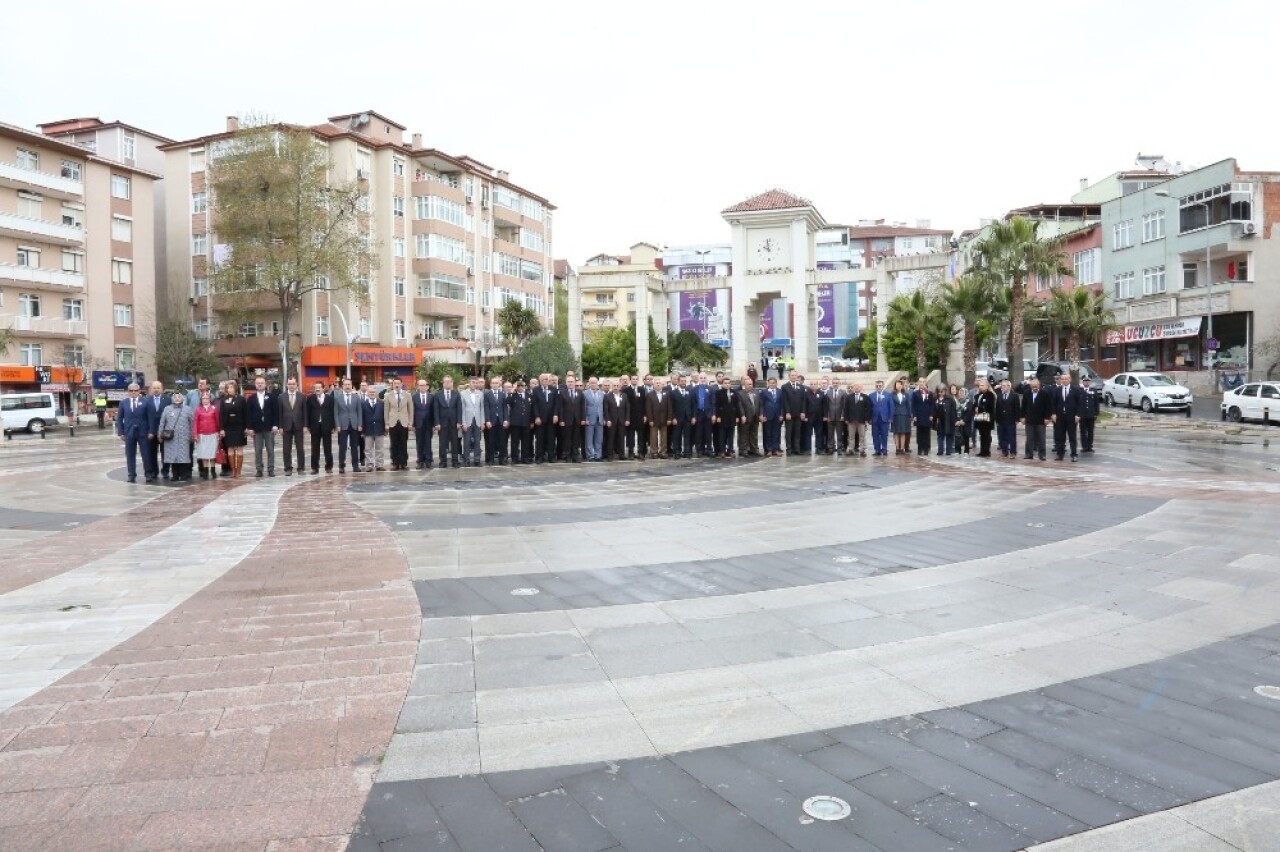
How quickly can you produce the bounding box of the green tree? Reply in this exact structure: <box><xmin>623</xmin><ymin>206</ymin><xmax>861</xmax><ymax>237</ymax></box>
<box><xmin>645</xmin><ymin>318</ymin><xmax>670</xmax><ymax>376</ymax></box>
<box><xmin>553</xmin><ymin>280</ymin><xmax>569</xmax><ymax>342</ymax></box>
<box><xmin>1043</xmin><ymin>287</ymin><xmax>1118</xmax><ymax>378</ymax></box>
<box><xmin>518</xmin><ymin>334</ymin><xmax>578</xmax><ymax>378</ymax></box>
<box><xmin>581</xmin><ymin>325</ymin><xmax>635</xmax><ymax>378</ymax></box>
<box><xmin>496</xmin><ymin>298</ymin><xmax>542</xmax><ymax>353</ymax></box>
<box><xmin>970</xmin><ymin>216</ymin><xmax>1067</xmax><ymax>384</ymax></box>
<box><xmin>486</xmin><ymin>356</ymin><xmax>524</xmax><ymax>383</ymax></box>
<box><xmin>416</xmin><ymin>359</ymin><xmax>466</xmax><ymax>389</ymax></box>
<box><xmin>667</xmin><ymin>330</ymin><xmax>727</xmax><ymax>371</ymax></box>
<box><xmin>925</xmin><ymin>297</ymin><xmax>958</xmax><ymax>383</ymax></box>
<box><xmin>152</xmin><ymin>319</ymin><xmax>224</xmax><ymax>384</ymax></box>
<box><xmin>886</xmin><ymin>291</ymin><xmax>932</xmax><ymax>379</ymax></box>
<box><xmin>861</xmin><ymin>321</ymin><xmax>916</xmax><ymax>373</ymax></box>
<box><xmin>841</xmin><ymin>334</ymin><xmax>866</xmax><ymax>361</ymax></box>
<box><xmin>941</xmin><ymin>272</ymin><xmax>999</xmax><ymax>387</ymax></box>
<box><xmin>0</xmin><ymin>326</ymin><xmax>12</xmax><ymax>355</ymax></box>
<box><xmin>208</xmin><ymin>120</ymin><xmax>374</xmax><ymax>383</ymax></box>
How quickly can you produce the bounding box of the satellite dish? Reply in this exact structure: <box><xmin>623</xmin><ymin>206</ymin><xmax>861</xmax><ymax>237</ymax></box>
<box><xmin>357</xmin><ymin>113</ymin><xmax>371</xmax><ymax>126</ymax></box>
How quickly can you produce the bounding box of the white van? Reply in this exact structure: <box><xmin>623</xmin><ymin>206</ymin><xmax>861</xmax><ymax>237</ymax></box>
<box><xmin>1</xmin><ymin>392</ymin><xmax>59</xmax><ymax>434</ymax></box>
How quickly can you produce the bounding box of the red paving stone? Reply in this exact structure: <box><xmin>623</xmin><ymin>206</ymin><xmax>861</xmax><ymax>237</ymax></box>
<box><xmin>0</xmin><ymin>478</ymin><xmax>419</xmax><ymax>849</ymax></box>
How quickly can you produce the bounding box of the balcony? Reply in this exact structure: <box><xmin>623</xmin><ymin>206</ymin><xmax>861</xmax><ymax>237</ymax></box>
<box><xmin>0</xmin><ymin>313</ymin><xmax>87</xmax><ymax>339</ymax></box>
<box><xmin>584</xmin><ymin>300</ymin><xmax>617</xmax><ymax>310</ymax></box>
<box><xmin>0</xmin><ymin>262</ymin><xmax>85</xmax><ymax>292</ymax></box>
<box><xmin>214</xmin><ymin>334</ymin><xmax>283</xmax><ymax>357</ymax></box>
<box><xmin>413</xmin><ymin>296</ymin><xmax>467</xmax><ymax>319</ymax></box>
<box><xmin>210</xmin><ymin>291</ymin><xmax>281</xmax><ymax>312</ymax></box>
<box><xmin>0</xmin><ymin>211</ymin><xmax>85</xmax><ymax>246</ymax></box>
<box><xmin>0</xmin><ymin>160</ymin><xmax>83</xmax><ymax>200</ymax></box>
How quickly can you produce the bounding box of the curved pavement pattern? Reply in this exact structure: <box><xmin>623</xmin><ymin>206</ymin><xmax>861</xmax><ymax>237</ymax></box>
<box><xmin>1</xmin><ymin>424</ymin><xmax>1279</xmax><ymax>849</ymax></box>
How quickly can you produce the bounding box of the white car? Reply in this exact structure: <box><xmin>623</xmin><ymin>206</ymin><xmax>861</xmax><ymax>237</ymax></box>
<box><xmin>1221</xmin><ymin>382</ymin><xmax>1280</xmax><ymax>424</ymax></box>
<box><xmin>1103</xmin><ymin>372</ymin><xmax>1194</xmax><ymax>412</ymax></box>
<box><xmin>817</xmin><ymin>356</ymin><xmax>834</xmax><ymax>372</ymax></box>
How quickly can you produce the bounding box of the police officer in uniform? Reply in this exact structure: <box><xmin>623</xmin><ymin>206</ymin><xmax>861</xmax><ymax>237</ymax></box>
<box><xmin>1078</xmin><ymin>375</ymin><xmax>1100</xmax><ymax>453</ymax></box>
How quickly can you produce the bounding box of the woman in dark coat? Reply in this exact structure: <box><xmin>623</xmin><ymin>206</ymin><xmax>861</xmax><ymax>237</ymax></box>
<box><xmin>953</xmin><ymin>386</ymin><xmax>973</xmax><ymax>455</ymax></box>
<box><xmin>932</xmin><ymin>385</ymin><xmax>957</xmax><ymax>456</ymax></box>
<box><xmin>218</xmin><ymin>380</ymin><xmax>248</xmax><ymax>478</ymax></box>
<box><xmin>890</xmin><ymin>378</ymin><xmax>912</xmax><ymax>454</ymax></box>
<box><xmin>971</xmin><ymin>378</ymin><xmax>998</xmax><ymax>457</ymax></box>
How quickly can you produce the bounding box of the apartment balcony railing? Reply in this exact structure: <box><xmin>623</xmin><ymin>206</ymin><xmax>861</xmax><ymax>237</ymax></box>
<box><xmin>0</xmin><ymin>211</ymin><xmax>85</xmax><ymax>246</ymax></box>
<box><xmin>0</xmin><ymin>160</ymin><xmax>84</xmax><ymax>200</ymax></box>
<box><xmin>0</xmin><ymin>313</ymin><xmax>87</xmax><ymax>338</ymax></box>
<box><xmin>0</xmin><ymin>262</ymin><xmax>85</xmax><ymax>292</ymax></box>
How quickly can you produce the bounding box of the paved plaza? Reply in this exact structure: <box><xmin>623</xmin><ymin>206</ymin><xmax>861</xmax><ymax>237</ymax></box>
<box><xmin>1</xmin><ymin>417</ymin><xmax>1279</xmax><ymax>850</ymax></box>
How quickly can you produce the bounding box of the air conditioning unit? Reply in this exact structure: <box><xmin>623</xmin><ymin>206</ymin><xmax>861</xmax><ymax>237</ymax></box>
<box><xmin>1242</xmin><ymin>222</ymin><xmax>1258</xmax><ymax>236</ymax></box>
<box><xmin>465</xmin><ymin>189</ymin><xmax>474</xmax><ymax>202</ymax></box>
<box><xmin>481</xmin><ymin>307</ymin><xmax>489</xmax><ymax>315</ymax></box>
<box><xmin>466</xmin><ymin>264</ymin><xmax>475</xmax><ymax>276</ymax></box>
<box><xmin>356</xmin><ymin>168</ymin><xmax>370</xmax><ymax>180</ymax></box>
<box><xmin>188</xmin><ymin>297</ymin><xmax>198</xmax><ymax>306</ymax></box>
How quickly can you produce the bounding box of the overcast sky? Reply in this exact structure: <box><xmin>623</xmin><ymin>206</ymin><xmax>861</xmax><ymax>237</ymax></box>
<box><xmin>5</xmin><ymin>0</ymin><xmax>1274</xmax><ymax>265</ymax></box>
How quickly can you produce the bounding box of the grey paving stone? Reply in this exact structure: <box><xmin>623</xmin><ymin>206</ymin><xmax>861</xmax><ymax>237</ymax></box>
<box><xmin>409</xmin><ymin>663</ymin><xmax>475</xmax><ymax>696</ymax></box>
<box><xmin>851</xmin><ymin>767</ymin><xmax>939</xmax><ymax>808</ymax></box>
<box><xmin>510</xmin><ymin>787</ymin><xmax>619</xmax><ymax>852</ymax></box>
<box><xmin>474</xmin><ymin>651</ymin><xmax>606</xmax><ymax>691</ymax></box>
<box><xmin>918</xmin><ymin>707</ymin><xmax>1005</xmax><ymax>740</ymax></box>
<box><xmin>483</xmin><ymin>763</ymin><xmax>605</xmax><ymax>801</ymax></box>
<box><xmin>775</xmin><ymin>730</ymin><xmax>838</xmax><ymax>755</ymax></box>
<box><xmin>397</xmin><ymin>693</ymin><xmax>476</xmax><ymax>734</ymax></box>
<box><xmin>416</xmin><ymin>637</ymin><xmax>474</xmax><ymax>665</ymax></box>
<box><xmin>358</xmin><ymin>779</ymin><xmax>445</xmax><ymax>843</ymax></box>
<box><xmin>561</xmin><ymin>769</ymin><xmax>714</xmax><ymax>852</ymax></box>
<box><xmin>906</xmin><ymin>793</ymin><xmax>1034</xmax><ymax>851</ymax></box>
<box><xmin>421</xmin><ymin>776</ymin><xmax>540</xmax><ymax>852</ymax></box>
<box><xmin>803</xmin><ymin>743</ymin><xmax>888</xmax><ymax>782</ymax></box>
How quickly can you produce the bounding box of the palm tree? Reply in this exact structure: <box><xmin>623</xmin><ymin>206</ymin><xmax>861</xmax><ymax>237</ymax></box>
<box><xmin>886</xmin><ymin>291</ymin><xmax>931</xmax><ymax>379</ymax></box>
<box><xmin>1044</xmin><ymin>287</ymin><xmax>1118</xmax><ymax>378</ymax></box>
<box><xmin>941</xmin><ymin>272</ymin><xmax>999</xmax><ymax>386</ymax></box>
<box><xmin>971</xmin><ymin>216</ymin><xmax>1068</xmax><ymax>384</ymax></box>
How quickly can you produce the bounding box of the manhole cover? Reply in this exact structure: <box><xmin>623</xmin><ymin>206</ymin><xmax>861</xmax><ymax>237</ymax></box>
<box><xmin>833</xmin><ymin>556</ymin><xmax>859</xmax><ymax>564</ymax></box>
<box><xmin>802</xmin><ymin>796</ymin><xmax>851</xmax><ymax>821</ymax></box>
<box><xmin>1254</xmin><ymin>685</ymin><xmax>1280</xmax><ymax>701</ymax></box>
<box><xmin>510</xmin><ymin>588</ymin><xmax>540</xmax><ymax>596</ymax></box>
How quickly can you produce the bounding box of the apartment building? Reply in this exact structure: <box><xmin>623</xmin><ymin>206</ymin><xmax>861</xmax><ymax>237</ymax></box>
<box><xmin>0</xmin><ymin>121</ymin><xmax>159</xmax><ymax>408</ymax></box>
<box><xmin>578</xmin><ymin>242</ymin><xmax>664</xmax><ymax>341</ymax></box>
<box><xmin>160</xmin><ymin>111</ymin><xmax>555</xmax><ymax>384</ymax></box>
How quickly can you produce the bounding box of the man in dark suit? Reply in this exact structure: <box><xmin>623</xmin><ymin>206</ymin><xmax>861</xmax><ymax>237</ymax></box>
<box><xmin>622</xmin><ymin>375</ymin><xmax>645</xmax><ymax>459</ymax></box>
<box><xmin>802</xmin><ymin>379</ymin><xmax>827</xmax><ymax>455</ymax></box>
<box><xmin>247</xmin><ymin>375</ymin><xmax>278</xmax><ymax>477</ymax></box>
<box><xmin>781</xmin><ymin>371</ymin><xmax>806</xmax><ymax>456</ymax></box>
<box><xmin>1050</xmin><ymin>373</ymin><xmax>1083</xmax><ymax>461</ymax></box>
<box><xmin>911</xmin><ymin>379</ymin><xmax>934</xmax><ymax>456</ymax></box>
<box><xmin>759</xmin><ymin>377</ymin><xmax>784</xmax><ymax>456</ymax></box>
<box><xmin>993</xmin><ymin>379</ymin><xmax>1021</xmax><ymax>458</ymax></box>
<box><xmin>1078</xmin><ymin>376</ymin><xmax>1100</xmax><ymax>453</ymax></box>
<box><xmin>734</xmin><ymin>376</ymin><xmax>760</xmax><ymax>457</ymax></box>
<box><xmin>824</xmin><ymin>379</ymin><xmax>847</xmax><ymax>455</ymax></box>
<box><xmin>1019</xmin><ymin>377</ymin><xmax>1052</xmax><ymax>461</ymax></box>
<box><xmin>277</xmin><ymin>377</ymin><xmax>307</xmax><ymax>475</ymax></box>
<box><xmin>484</xmin><ymin>377</ymin><xmax>508</xmax><ymax>465</ymax></box>
<box><xmin>869</xmin><ymin>379</ymin><xmax>893</xmax><ymax>456</ymax></box>
<box><xmin>692</xmin><ymin>375</ymin><xmax>715</xmax><ymax>457</ymax></box>
<box><xmin>306</xmin><ymin>380</ymin><xmax>335</xmax><ymax>473</ymax></box>
<box><xmin>413</xmin><ymin>378</ymin><xmax>435</xmax><ymax>469</ymax></box>
<box><xmin>361</xmin><ymin>386</ymin><xmax>387</xmax><ymax>471</ymax></box>
<box><xmin>142</xmin><ymin>380</ymin><xmax>168</xmax><ymax>482</ymax></box>
<box><xmin>333</xmin><ymin>377</ymin><xmax>362</xmax><ymax>473</ymax></box>
<box><xmin>711</xmin><ymin>376</ymin><xmax>738</xmax><ymax>457</ymax></box>
<box><xmin>116</xmin><ymin>383</ymin><xmax>148</xmax><ymax>483</ymax></box>
<box><xmin>670</xmin><ymin>375</ymin><xmax>695</xmax><ymax>458</ymax></box>
<box><xmin>556</xmin><ymin>377</ymin><xmax>585</xmax><ymax>462</ymax></box>
<box><xmin>432</xmin><ymin>375</ymin><xmax>462</xmax><ymax>468</ymax></box>
<box><xmin>603</xmin><ymin>379</ymin><xmax>629</xmax><ymax>461</ymax></box>
<box><xmin>531</xmin><ymin>374</ymin><xmax>558</xmax><ymax>463</ymax></box>
<box><xmin>505</xmin><ymin>381</ymin><xmax>532</xmax><ymax>463</ymax></box>
<box><xmin>843</xmin><ymin>382</ymin><xmax>872</xmax><ymax>457</ymax></box>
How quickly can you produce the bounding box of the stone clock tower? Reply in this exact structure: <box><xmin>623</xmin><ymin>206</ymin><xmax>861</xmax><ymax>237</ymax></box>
<box><xmin>721</xmin><ymin>189</ymin><xmax>827</xmax><ymax>376</ymax></box>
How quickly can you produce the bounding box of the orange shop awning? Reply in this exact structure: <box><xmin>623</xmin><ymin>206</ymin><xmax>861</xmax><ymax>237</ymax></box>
<box><xmin>0</xmin><ymin>366</ymin><xmax>36</xmax><ymax>383</ymax></box>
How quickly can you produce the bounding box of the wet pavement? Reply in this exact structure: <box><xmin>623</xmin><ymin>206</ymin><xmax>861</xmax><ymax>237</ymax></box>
<box><xmin>1</xmin><ymin>421</ymin><xmax>1278</xmax><ymax>850</ymax></box>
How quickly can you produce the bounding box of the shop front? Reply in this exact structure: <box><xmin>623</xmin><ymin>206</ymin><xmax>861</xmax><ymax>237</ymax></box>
<box><xmin>92</xmin><ymin>370</ymin><xmax>148</xmax><ymax>404</ymax></box>
<box><xmin>0</xmin><ymin>366</ymin><xmax>37</xmax><ymax>394</ymax></box>
<box><xmin>1108</xmin><ymin>316</ymin><xmax>1205</xmax><ymax>373</ymax></box>
<box><xmin>300</xmin><ymin>345</ymin><xmax>428</xmax><ymax>387</ymax></box>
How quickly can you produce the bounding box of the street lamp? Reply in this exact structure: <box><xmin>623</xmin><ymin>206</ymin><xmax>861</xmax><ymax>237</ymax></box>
<box><xmin>694</xmin><ymin>248</ymin><xmax>712</xmax><ymax>277</ymax></box>
<box><xmin>1155</xmin><ymin>190</ymin><xmax>1214</xmax><ymax>372</ymax></box>
<box><xmin>329</xmin><ymin>303</ymin><xmax>355</xmax><ymax>381</ymax></box>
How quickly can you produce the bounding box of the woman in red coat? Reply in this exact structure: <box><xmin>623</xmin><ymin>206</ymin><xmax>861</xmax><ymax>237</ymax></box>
<box><xmin>193</xmin><ymin>390</ymin><xmax>221</xmax><ymax>480</ymax></box>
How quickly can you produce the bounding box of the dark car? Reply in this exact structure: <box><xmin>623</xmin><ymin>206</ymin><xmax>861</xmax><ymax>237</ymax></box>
<box><xmin>1035</xmin><ymin>361</ymin><xmax>1103</xmax><ymax>385</ymax></box>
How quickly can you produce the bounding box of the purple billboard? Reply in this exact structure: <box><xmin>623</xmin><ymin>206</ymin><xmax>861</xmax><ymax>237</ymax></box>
<box><xmin>816</xmin><ymin>284</ymin><xmax>835</xmax><ymax>341</ymax></box>
<box><xmin>673</xmin><ymin>290</ymin><xmax>730</xmax><ymax>347</ymax></box>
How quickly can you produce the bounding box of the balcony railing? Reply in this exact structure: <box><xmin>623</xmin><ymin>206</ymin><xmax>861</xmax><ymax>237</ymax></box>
<box><xmin>0</xmin><ymin>211</ymin><xmax>85</xmax><ymax>246</ymax></box>
<box><xmin>0</xmin><ymin>313</ymin><xmax>87</xmax><ymax>338</ymax></box>
<box><xmin>0</xmin><ymin>262</ymin><xmax>85</xmax><ymax>291</ymax></box>
<box><xmin>0</xmin><ymin>160</ymin><xmax>84</xmax><ymax>199</ymax></box>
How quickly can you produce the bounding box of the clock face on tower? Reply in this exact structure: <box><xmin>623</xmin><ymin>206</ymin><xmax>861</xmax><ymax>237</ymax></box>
<box><xmin>749</xmin><ymin>228</ymin><xmax>791</xmax><ymax>271</ymax></box>
<box><xmin>757</xmin><ymin>237</ymin><xmax>780</xmax><ymax>264</ymax></box>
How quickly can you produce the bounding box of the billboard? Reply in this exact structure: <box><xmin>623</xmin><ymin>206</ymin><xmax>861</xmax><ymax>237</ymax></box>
<box><xmin>673</xmin><ymin>289</ymin><xmax>731</xmax><ymax>348</ymax></box>
<box><xmin>816</xmin><ymin>284</ymin><xmax>835</xmax><ymax>341</ymax></box>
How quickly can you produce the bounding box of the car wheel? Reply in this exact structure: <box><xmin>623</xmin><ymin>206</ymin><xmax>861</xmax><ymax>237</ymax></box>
<box><xmin>27</xmin><ymin>419</ymin><xmax>45</xmax><ymax>434</ymax></box>
<box><xmin>1104</xmin><ymin>393</ymin><xmax>1114</xmax><ymax>407</ymax></box>
<box><xmin>1140</xmin><ymin>398</ymin><xmax>1153</xmax><ymax>413</ymax></box>
<box><xmin>1227</xmin><ymin>406</ymin><xmax>1243</xmax><ymax>423</ymax></box>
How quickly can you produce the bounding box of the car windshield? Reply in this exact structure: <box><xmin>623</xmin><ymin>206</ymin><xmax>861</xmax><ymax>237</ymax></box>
<box><xmin>1139</xmin><ymin>375</ymin><xmax>1175</xmax><ymax>387</ymax></box>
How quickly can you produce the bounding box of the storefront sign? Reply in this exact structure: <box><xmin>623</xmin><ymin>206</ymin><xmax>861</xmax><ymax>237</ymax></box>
<box><xmin>351</xmin><ymin>349</ymin><xmax>419</xmax><ymax>365</ymax></box>
<box><xmin>0</xmin><ymin>366</ymin><xmax>36</xmax><ymax>383</ymax></box>
<box><xmin>93</xmin><ymin>371</ymin><xmax>144</xmax><ymax>390</ymax></box>
<box><xmin>678</xmin><ymin>265</ymin><xmax>717</xmax><ymax>278</ymax></box>
<box><xmin>35</xmin><ymin>367</ymin><xmax>53</xmax><ymax>383</ymax></box>
<box><xmin>1105</xmin><ymin>316</ymin><xmax>1202</xmax><ymax>345</ymax></box>
<box><xmin>41</xmin><ymin>383</ymin><xmax>71</xmax><ymax>392</ymax></box>
<box><xmin>816</xmin><ymin>284</ymin><xmax>835</xmax><ymax>340</ymax></box>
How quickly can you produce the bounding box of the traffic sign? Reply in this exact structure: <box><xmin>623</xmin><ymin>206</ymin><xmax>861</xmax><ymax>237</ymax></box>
<box><xmin>1207</xmin><ymin>337</ymin><xmax>1220</xmax><ymax>351</ymax></box>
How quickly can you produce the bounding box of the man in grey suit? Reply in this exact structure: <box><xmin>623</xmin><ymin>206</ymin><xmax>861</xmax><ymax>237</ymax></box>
<box><xmin>824</xmin><ymin>377</ymin><xmax>847</xmax><ymax>455</ymax></box>
<box><xmin>334</xmin><ymin>377</ymin><xmax>364</xmax><ymax>473</ymax></box>
<box><xmin>459</xmin><ymin>376</ymin><xmax>487</xmax><ymax>467</ymax></box>
<box><xmin>735</xmin><ymin>376</ymin><xmax>762</xmax><ymax>457</ymax></box>
<box><xmin>582</xmin><ymin>377</ymin><xmax>606</xmax><ymax>461</ymax></box>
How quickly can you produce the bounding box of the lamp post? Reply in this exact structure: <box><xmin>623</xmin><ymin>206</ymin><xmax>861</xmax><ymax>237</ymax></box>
<box><xmin>1155</xmin><ymin>190</ymin><xmax>1214</xmax><ymax>373</ymax></box>
<box><xmin>329</xmin><ymin>303</ymin><xmax>354</xmax><ymax>381</ymax></box>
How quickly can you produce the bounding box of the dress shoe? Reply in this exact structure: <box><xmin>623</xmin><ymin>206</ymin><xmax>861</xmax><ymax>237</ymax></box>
<box><xmin>255</xmin><ymin>470</ymin><xmax>264</xmax><ymax>478</ymax></box>
<box><xmin>127</xmin><ymin>476</ymin><xmax>136</xmax><ymax>483</ymax></box>
<box><xmin>1071</xmin><ymin>455</ymin><xmax>1078</xmax><ymax>462</ymax></box>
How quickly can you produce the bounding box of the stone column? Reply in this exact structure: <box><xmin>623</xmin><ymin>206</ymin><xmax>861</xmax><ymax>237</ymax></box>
<box><xmin>634</xmin><ymin>276</ymin><xmax>650</xmax><ymax>377</ymax></box>
<box><xmin>568</xmin><ymin>272</ymin><xmax>583</xmax><ymax>360</ymax></box>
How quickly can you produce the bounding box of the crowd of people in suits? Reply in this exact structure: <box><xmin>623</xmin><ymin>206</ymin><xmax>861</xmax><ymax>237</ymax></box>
<box><xmin>116</xmin><ymin>367</ymin><xmax>1102</xmax><ymax>483</ymax></box>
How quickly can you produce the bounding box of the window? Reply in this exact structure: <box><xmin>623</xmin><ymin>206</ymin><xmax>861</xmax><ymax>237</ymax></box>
<box><xmin>392</xmin><ymin>157</ymin><xmax>405</xmax><ymax>177</ymax></box>
<box><xmin>15</xmin><ymin>148</ymin><xmax>38</xmax><ymax>170</ymax></box>
<box><xmin>1114</xmin><ymin>271</ymin><xmax>1134</xmax><ymax>300</ymax></box>
<box><xmin>393</xmin><ymin>319</ymin><xmax>406</xmax><ymax>339</ymax></box>
<box><xmin>413</xmin><ymin>195</ymin><xmax>465</xmax><ymax>226</ymax></box>
<box><xmin>496</xmin><ymin>252</ymin><xmax>521</xmax><ymax>278</ymax></box>
<box><xmin>392</xmin><ymin>196</ymin><xmax>404</xmax><ymax>217</ymax></box>
<box><xmin>627</xmin><ymin>292</ymin><xmax>636</xmax><ymax>303</ymax></box>
<box><xmin>17</xmin><ymin>193</ymin><xmax>41</xmax><ymax>219</ymax></box>
<box><xmin>112</xmin><ymin>216</ymin><xmax>132</xmax><ymax>242</ymax></box>
<box><xmin>482</xmin><ymin>290</ymin><xmax>491</xmax><ymax>308</ymax></box>
<box><xmin>19</xmin><ymin>294</ymin><xmax>41</xmax><ymax>316</ymax></box>
<box><xmin>415</xmin><ymin>233</ymin><xmax>466</xmax><ymax>264</ymax></box>
<box><xmin>520</xmin><ymin>260</ymin><xmax>543</xmax><ymax>283</ymax></box>
<box><xmin>111</xmin><ymin>174</ymin><xmax>131</xmax><ymax>199</ymax></box>
<box><xmin>1232</xmin><ymin>259</ymin><xmax>1249</xmax><ymax>281</ymax></box>
<box><xmin>358</xmin><ymin>317</ymin><xmax>370</xmax><ymax>338</ymax></box>
<box><xmin>191</xmin><ymin>192</ymin><xmax>207</xmax><ymax>214</ymax></box>
<box><xmin>239</xmin><ymin>322</ymin><xmax>260</xmax><ymax>337</ymax></box>
<box><xmin>60</xmin><ymin>160</ymin><xmax>81</xmax><ymax>181</ymax></box>
<box><xmin>466</xmin><ymin>287</ymin><xmax>474</xmax><ymax>305</ymax></box>
<box><xmin>63</xmin><ymin>345</ymin><xmax>85</xmax><ymax>367</ymax></box>
<box><xmin>20</xmin><ymin>343</ymin><xmax>42</xmax><ymax>366</ymax></box>
<box><xmin>192</xmin><ymin>234</ymin><xmax>207</xmax><ymax>255</ymax></box>
<box><xmin>1141</xmin><ymin>210</ymin><xmax>1165</xmax><ymax>242</ymax></box>
<box><xmin>901</xmin><ymin>238</ymin><xmax>914</xmax><ymax>250</ymax></box>
<box><xmin>521</xmin><ymin>197</ymin><xmax>544</xmax><ymax>221</ymax></box>
<box><xmin>115</xmin><ymin>348</ymin><xmax>135</xmax><ymax>371</ymax></box>
<box><xmin>61</xmin><ymin>250</ymin><xmax>84</xmax><ymax>273</ymax></box>
<box><xmin>1072</xmin><ymin>248</ymin><xmax>1098</xmax><ymax>284</ymax></box>
<box><xmin>268</xmin><ymin>321</ymin><xmax>281</xmax><ymax>336</ymax></box>
<box><xmin>112</xmin><ymin>259</ymin><xmax>133</xmax><ymax>285</ymax></box>
<box><xmin>1141</xmin><ymin>266</ymin><xmax>1166</xmax><ymax>295</ymax></box>
<box><xmin>114</xmin><ymin>303</ymin><xmax>133</xmax><ymax>327</ymax></box>
<box><xmin>317</xmin><ymin>316</ymin><xmax>329</xmax><ymax>337</ymax></box>
<box><xmin>392</xmin><ymin>237</ymin><xmax>405</xmax><ymax>258</ymax></box>
<box><xmin>416</xmin><ymin>273</ymin><xmax>466</xmax><ymax>301</ymax></box>
<box><xmin>62</xmin><ymin>298</ymin><xmax>84</xmax><ymax>321</ymax></box>
<box><xmin>193</xmin><ymin>319</ymin><xmax>210</xmax><ymax>339</ymax></box>
<box><xmin>394</xmin><ymin>276</ymin><xmax>405</xmax><ymax>296</ymax></box>
<box><xmin>17</xmin><ymin>247</ymin><xmax>40</xmax><ymax>268</ymax></box>
<box><xmin>193</xmin><ymin>278</ymin><xmax>209</xmax><ymax>297</ymax></box>
<box><xmin>61</xmin><ymin>202</ymin><xmax>82</xmax><ymax>228</ymax></box>
<box><xmin>493</xmin><ymin>186</ymin><xmax>520</xmax><ymax>210</ymax></box>
<box><xmin>1182</xmin><ymin>262</ymin><xmax>1197</xmax><ymax>289</ymax></box>
<box><xmin>519</xmin><ymin>229</ymin><xmax>544</xmax><ymax>252</ymax></box>
<box><xmin>189</xmin><ymin>149</ymin><xmax>205</xmax><ymax>173</ymax></box>
<box><xmin>1112</xmin><ymin>220</ymin><xmax>1133</xmax><ymax>249</ymax></box>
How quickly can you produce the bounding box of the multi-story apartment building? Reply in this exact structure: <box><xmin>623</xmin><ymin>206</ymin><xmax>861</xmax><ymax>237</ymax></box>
<box><xmin>0</xmin><ymin>120</ymin><xmax>159</xmax><ymax>409</ymax></box>
<box><xmin>160</xmin><ymin>111</ymin><xmax>555</xmax><ymax>385</ymax></box>
<box><xmin>578</xmin><ymin>242</ymin><xmax>664</xmax><ymax>341</ymax></box>
<box><xmin>1100</xmin><ymin>158</ymin><xmax>1280</xmax><ymax>387</ymax></box>
<box><xmin>827</xmin><ymin>220</ymin><xmax>954</xmax><ymax>331</ymax></box>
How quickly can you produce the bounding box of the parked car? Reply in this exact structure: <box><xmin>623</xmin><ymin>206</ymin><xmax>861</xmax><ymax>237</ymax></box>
<box><xmin>817</xmin><ymin>356</ymin><xmax>835</xmax><ymax>372</ymax></box>
<box><xmin>986</xmin><ymin>359</ymin><xmax>1035</xmax><ymax>384</ymax></box>
<box><xmin>0</xmin><ymin>392</ymin><xmax>59</xmax><ymax>434</ymax></box>
<box><xmin>1035</xmin><ymin>361</ymin><xmax>1104</xmax><ymax>385</ymax></box>
<box><xmin>1221</xmin><ymin>382</ymin><xmax>1280</xmax><ymax>424</ymax></box>
<box><xmin>1102</xmin><ymin>372</ymin><xmax>1194</xmax><ymax>412</ymax></box>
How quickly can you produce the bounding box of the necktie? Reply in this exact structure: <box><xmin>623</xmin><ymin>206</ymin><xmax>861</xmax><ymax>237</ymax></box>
<box><xmin>396</xmin><ymin>391</ymin><xmax>402</xmax><ymax>405</ymax></box>
<box><xmin>1063</xmin><ymin>388</ymin><xmax>1068</xmax><ymax>401</ymax></box>
<box><xmin>154</xmin><ymin>397</ymin><xmax>159</xmax><ymax>411</ymax></box>
<box><xmin>446</xmin><ymin>390</ymin><xmax>450</xmax><ymax>404</ymax></box>
<box><xmin>133</xmin><ymin>398</ymin><xmax>138</xmax><ymax>411</ymax></box>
